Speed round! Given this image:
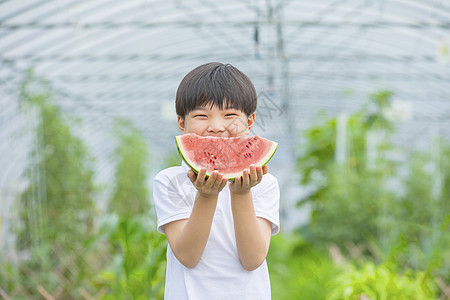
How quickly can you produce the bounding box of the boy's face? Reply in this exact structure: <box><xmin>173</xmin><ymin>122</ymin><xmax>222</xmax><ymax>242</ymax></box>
<box><xmin>177</xmin><ymin>103</ymin><xmax>255</xmax><ymax>137</ymax></box>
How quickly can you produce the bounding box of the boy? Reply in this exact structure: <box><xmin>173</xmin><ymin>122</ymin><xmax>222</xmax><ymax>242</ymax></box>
<box><xmin>153</xmin><ymin>62</ymin><xmax>280</xmax><ymax>299</ymax></box>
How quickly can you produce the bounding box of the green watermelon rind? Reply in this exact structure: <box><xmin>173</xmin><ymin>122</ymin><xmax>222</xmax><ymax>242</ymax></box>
<box><xmin>175</xmin><ymin>135</ymin><xmax>278</xmax><ymax>180</ymax></box>
<box><xmin>175</xmin><ymin>135</ymin><xmax>199</xmax><ymax>176</ymax></box>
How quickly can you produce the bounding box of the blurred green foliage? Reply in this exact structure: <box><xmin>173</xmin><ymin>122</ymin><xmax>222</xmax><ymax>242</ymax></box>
<box><xmin>9</xmin><ymin>72</ymin><xmax>97</xmax><ymax>298</ymax></box>
<box><xmin>0</xmin><ymin>75</ymin><xmax>167</xmax><ymax>299</ymax></box>
<box><xmin>294</xmin><ymin>89</ymin><xmax>450</xmax><ymax>297</ymax></box>
<box><xmin>297</xmin><ymin>90</ymin><xmax>398</xmax><ymax>249</ymax></box>
<box><xmin>268</xmin><ymin>234</ymin><xmax>339</xmax><ymax>299</ymax></box>
<box><xmin>326</xmin><ymin>262</ymin><xmax>437</xmax><ymax>300</ymax></box>
<box><xmin>268</xmin><ymin>235</ymin><xmax>441</xmax><ymax>300</ymax></box>
<box><xmin>109</xmin><ymin>118</ymin><xmax>150</xmax><ymax>218</ymax></box>
<box><xmin>1</xmin><ymin>77</ymin><xmax>448</xmax><ymax>299</ymax></box>
<box><xmin>394</xmin><ymin>143</ymin><xmax>450</xmax><ymax>280</ymax></box>
<box><xmin>17</xmin><ymin>72</ymin><xmax>96</xmax><ymax>254</ymax></box>
<box><xmin>97</xmin><ymin>117</ymin><xmax>166</xmax><ymax>299</ymax></box>
<box><xmin>90</xmin><ymin>216</ymin><xmax>166</xmax><ymax>300</ymax></box>
<box><xmin>164</xmin><ymin>149</ymin><xmax>183</xmax><ymax>168</ymax></box>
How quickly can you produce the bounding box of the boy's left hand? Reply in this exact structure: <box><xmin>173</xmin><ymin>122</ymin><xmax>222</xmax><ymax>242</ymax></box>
<box><xmin>229</xmin><ymin>164</ymin><xmax>268</xmax><ymax>195</ymax></box>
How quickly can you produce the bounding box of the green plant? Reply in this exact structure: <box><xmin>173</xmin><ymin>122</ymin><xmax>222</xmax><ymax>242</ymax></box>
<box><xmin>17</xmin><ymin>72</ymin><xmax>96</xmax><ymax>252</ymax></box>
<box><xmin>297</xmin><ymin>90</ymin><xmax>397</xmax><ymax>249</ymax></box>
<box><xmin>5</xmin><ymin>72</ymin><xmax>98</xmax><ymax>299</ymax></box>
<box><xmin>393</xmin><ymin>138</ymin><xmax>450</xmax><ymax>281</ymax></box>
<box><xmin>268</xmin><ymin>234</ymin><xmax>339</xmax><ymax>299</ymax></box>
<box><xmin>109</xmin><ymin>119</ymin><xmax>150</xmax><ymax>218</ymax></box>
<box><xmin>91</xmin><ymin>216</ymin><xmax>167</xmax><ymax>300</ymax></box>
<box><xmin>326</xmin><ymin>262</ymin><xmax>438</xmax><ymax>300</ymax></box>
<box><xmin>1</xmin><ymin>72</ymin><xmax>169</xmax><ymax>300</ymax></box>
<box><xmin>295</xmin><ymin>88</ymin><xmax>449</xmax><ymax>297</ymax></box>
<box><xmin>92</xmin><ymin>117</ymin><xmax>167</xmax><ymax>299</ymax></box>
<box><xmin>304</xmin><ymin>165</ymin><xmax>398</xmax><ymax>249</ymax></box>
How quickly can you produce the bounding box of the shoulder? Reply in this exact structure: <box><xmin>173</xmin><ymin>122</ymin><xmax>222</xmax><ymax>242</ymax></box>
<box><xmin>153</xmin><ymin>165</ymin><xmax>187</xmax><ymax>185</ymax></box>
<box><xmin>155</xmin><ymin>165</ymin><xmax>183</xmax><ymax>178</ymax></box>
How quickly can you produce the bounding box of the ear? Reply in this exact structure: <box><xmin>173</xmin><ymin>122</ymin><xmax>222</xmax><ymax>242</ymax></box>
<box><xmin>177</xmin><ymin>115</ymin><xmax>186</xmax><ymax>133</ymax></box>
<box><xmin>245</xmin><ymin>113</ymin><xmax>255</xmax><ymax>135</ymax></box>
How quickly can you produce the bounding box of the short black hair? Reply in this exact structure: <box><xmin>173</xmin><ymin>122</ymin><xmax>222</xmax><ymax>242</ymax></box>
<box><xmin>175</xmin><ymin>62</ymin><xmax>257</xmax><ymax>119</ymax></box>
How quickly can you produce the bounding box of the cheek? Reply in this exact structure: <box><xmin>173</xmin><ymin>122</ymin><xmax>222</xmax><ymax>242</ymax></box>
<box><xmin>228</xmin><ymin>117</ymin><xmax>248</xmax><ymax>134</ymax></box>
<box><xmin>229</xmin><ymin>123</ymin><xmax>239</xmax><ymax>134</ymax></box>
<box><xmin>187</xmin><ymin>120</ymin><xmax>208</xmax><ymax>133</ymax></box>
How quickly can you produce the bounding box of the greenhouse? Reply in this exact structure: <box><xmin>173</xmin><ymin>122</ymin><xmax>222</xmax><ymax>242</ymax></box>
<box><xmin>0</xmin><ymin>0</ymin><xmax>449</xmax><ymax>299</ymax></box>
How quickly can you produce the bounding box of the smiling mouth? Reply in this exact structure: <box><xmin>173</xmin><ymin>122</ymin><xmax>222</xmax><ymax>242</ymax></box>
<box><xmin>204</xmin><ymin>134</ymin><xmax>231</xmax><ymax>137</ymax></box>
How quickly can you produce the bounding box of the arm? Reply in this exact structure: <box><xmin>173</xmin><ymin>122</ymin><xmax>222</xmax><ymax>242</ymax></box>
<box><xmin>163</xmin><ymin>169</ymin><xmax>228</xmax><ymax>269</ymax></box>
<box><xmin>229</xmin><ymin>165</ymin><xmax>273</xmax><ymax>271</ymax></box>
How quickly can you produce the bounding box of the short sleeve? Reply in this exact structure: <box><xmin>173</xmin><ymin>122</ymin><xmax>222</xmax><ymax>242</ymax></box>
<box><xmin>153</xmin><ymin>168</ymin><xmax>194</xmax><ymax>234</ymax></box>
<box><xmin>252</xmin><ymin>173</ymin><xmax>280</xmax><ymax>235</ymax></box>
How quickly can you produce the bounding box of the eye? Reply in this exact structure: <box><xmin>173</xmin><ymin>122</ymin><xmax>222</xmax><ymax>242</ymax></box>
<box><xmin>194</xmin><ymin>114</ymin><xmax>207</xmax><ymax>118</ymax></box>
<box><xmin>225</xmin><ymin>113</ymin><xmax>237</xmax><ymax>117</ymax></box>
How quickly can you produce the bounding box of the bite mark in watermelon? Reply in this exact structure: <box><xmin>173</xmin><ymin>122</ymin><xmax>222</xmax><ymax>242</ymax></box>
<box><xmin>175</xmin><ymin>133</ymin><xmax>278</xmax><ymax>180</ymax></box>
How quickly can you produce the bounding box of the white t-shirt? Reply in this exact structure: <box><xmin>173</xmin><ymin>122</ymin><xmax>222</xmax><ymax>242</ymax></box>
<box><xmin>153</xmin><ymin>161</ymin><xmax>280</xmax><ymax>300</ymax></box>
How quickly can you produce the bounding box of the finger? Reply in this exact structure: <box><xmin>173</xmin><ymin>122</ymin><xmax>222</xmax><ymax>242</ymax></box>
<box><xmin>205</xmin><ymin>171</ymin><xmax>218</xmax><ymax>188</ymax></box>
<box><xmin>218</xmin><ymin>178</ymin><xmax>228</xmax><ymax>190</ymax></box>
<box><xmin>262</xmin><ymin>165</ymin><xmax>269</xmax><ymax>174</ymax></box>
<box><xmin>233</xmin><ymin>175</ymin><xmax>241</xmax><ymax>187</ymax></box>
<box><xmin>249</xmin><ymin>165</ymin><xmax>257</xmax><ymax>184</ymax></box>
<box><xmin>242</xmin><ymin>169</ymin><xmax>250</xmax><ymax>187</ymax></box>
<box><xmin>187</xmin><ymin>169</ymin><xmax>197</xmax><ymax>183</ymax></box>
<box><xmin>256</xmin><ymin>166</ymin><xmax>263</xmax><ymax>182</ymax></box>
<box><xmin>213</xmin><ymin>173</ymin><xmax>224</xmax><ymax>189</ymax></box>
<box><xmin>196</xmin><ymin>168</ymin><xmax>207</xmax><ymax>184</ymax></box>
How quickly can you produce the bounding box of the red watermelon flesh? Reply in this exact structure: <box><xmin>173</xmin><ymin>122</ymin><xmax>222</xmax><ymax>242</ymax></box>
<box><xmin>175</xmin><ymin>133</ymin><xmax>278</xmax><ymax>179</ymax></box>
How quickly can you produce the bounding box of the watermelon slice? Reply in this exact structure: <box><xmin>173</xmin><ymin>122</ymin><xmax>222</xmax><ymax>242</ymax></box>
<box><xmin>175</xmin><ymin>133</ymin><xmax>278</xmax><ymax>180</ymax></box>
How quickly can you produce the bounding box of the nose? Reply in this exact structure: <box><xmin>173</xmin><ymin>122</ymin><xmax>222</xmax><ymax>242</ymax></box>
<box><xmin>207</xmin><ymin>118</ymin><xmax>226</xmax><ymax>134</ymax></box>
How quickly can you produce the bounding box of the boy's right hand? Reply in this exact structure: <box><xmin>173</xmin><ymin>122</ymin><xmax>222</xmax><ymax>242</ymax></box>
<box><xmin>187</xmin><ymin>168</ymin><xmax>228</xmax><ymax>198</ymax></box>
